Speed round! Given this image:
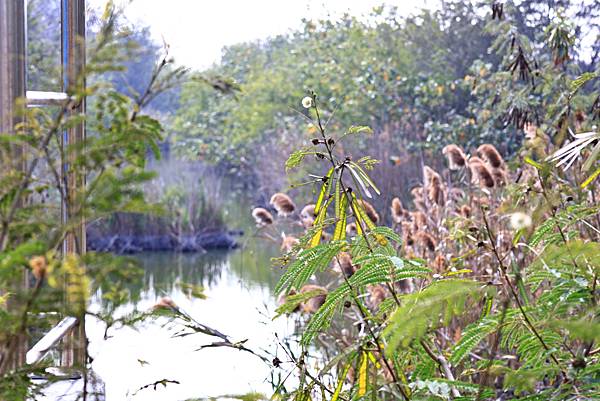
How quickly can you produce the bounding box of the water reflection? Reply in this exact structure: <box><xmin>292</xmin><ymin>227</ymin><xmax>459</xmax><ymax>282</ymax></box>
<box><xmin>87</xmin><ymin>237</ymin><xmax>294</xmax><ymax>401</ymax></box>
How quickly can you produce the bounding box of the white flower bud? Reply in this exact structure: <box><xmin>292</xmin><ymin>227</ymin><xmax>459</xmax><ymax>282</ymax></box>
<box><xmin>302</xmin><ymin>96</ymin><xmax>313</xmax><ymax>109</ymax></box>
<box><xmin>509</xmin><ymin>212</ymin><xmax>532</xmax><ymax>230</ymax></box>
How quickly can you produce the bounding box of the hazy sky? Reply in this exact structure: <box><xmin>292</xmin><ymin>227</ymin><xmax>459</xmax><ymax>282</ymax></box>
<box><xmin>93</xmin><ymin>0</ymin><xmax>430</xmax><ymax>70</ymax></box>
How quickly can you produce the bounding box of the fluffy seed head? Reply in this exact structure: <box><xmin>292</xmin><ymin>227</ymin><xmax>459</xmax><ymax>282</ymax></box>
<box><xmin>300</xmin><ymin>204</ymin><xmax>316</xmax><ymax>219</ymax></box>
<box><xmin>469</xmin><ymin>161</ymin><xmax>495</xmax><ymax>188</ymax></box>
<box><xmin>252</xmin><ymin>207</ymin><xmax>274</xmax><ymax>227</ymax></box>
<box><xmin>442</xmin><ymin>144</ymin><xmax>467</xmax><ymax>170</ymax></box>
<box><xmin>477</xmin><ymin>144</ymin><xmax>504</xmax><ymax>168</ymax></box>
<box><xmin>270</xmin><ymin>192</ymin><xmax>296</xmax><ymax>216</ymax></box>
<box><xmin>390</xmin><ymin>197</ymin><xmax>405</xmax><ymax>224</ymax></box>
<box><xmin>415</xmin><ymin>231</ymin><xmax>437</xmax><ymax>252</ymax></box>
<box><xmin>280</xmin><ymin>233</ymin><xmax>300</xmax><ymax>252</ymax></box>
<box><xmin>299</xmin><ymin>284</ymin><xmax>327</xmax><ymax>314</ymax></box>
<box><xmin>509</xmin><ymin>212</ymin><xmax>532</xmax><ymax>230</ymax></box>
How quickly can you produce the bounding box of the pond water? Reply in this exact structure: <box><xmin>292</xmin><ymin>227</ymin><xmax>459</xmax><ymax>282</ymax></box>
<box><xmin>86</xmin><ymin>200</ymin><xmax>301</xmax><ymax>400</ymax></box>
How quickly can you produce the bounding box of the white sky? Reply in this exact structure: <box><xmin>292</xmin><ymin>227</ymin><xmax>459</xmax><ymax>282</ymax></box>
<box><xmin>93</xmin><ymin>0</ymin><xmax>430</xmax><ymax>70</ymax></box>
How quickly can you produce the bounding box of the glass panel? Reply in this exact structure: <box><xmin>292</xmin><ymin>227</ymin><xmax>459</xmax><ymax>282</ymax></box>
<box><xmin>26</xmin><ymin>0</ymin><xmax>61</xmax><ymax>91</ymax></box>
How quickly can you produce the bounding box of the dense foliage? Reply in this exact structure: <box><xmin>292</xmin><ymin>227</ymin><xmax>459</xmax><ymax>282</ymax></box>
<box><xmin>170</xmin><ymin>1</ymin><xmax>599</xmax><ymax>194</ymax></box>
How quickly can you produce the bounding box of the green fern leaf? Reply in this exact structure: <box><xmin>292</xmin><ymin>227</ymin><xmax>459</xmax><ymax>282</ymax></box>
<box><xmin>384</xmin><ymin>280</ymin><xmax>489</xmax><ymax>352</ymax></box>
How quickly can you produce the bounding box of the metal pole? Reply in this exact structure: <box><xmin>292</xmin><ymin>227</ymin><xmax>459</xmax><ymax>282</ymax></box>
<box><xmin>61</xmin><ymin>0</ymin><xmax>86</xmax><ymax>368</ymax></box>
<box><xmin>0</xmin><ymin>0</ymin><xmax>27</xmax><ymax>370</ymax></box>
<box><xmin>0</xmin><ymin>0</ymin><xmax>26</xmax><ymax>137</ymax></box>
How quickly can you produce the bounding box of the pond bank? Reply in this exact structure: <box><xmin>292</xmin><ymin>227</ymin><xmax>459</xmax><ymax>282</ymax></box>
<box><xmin>86</xmin><ymin>230</ymin><xmax>242</xmax><ymax>254</ymax></box>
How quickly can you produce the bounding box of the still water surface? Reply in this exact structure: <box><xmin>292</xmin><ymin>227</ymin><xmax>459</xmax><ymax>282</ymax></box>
<box><xmin>87</xmin><ymin>224</ymin><xmax>297</xmax><ymax>400</ymax></box>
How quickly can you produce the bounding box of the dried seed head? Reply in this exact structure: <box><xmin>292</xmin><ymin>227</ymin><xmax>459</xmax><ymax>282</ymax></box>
<box><xmin>252</xmin><ymin>207</ymin><xmax>274</xmax><ymax>227</ymax></box>
<box><xmin>280</xmin><ymin>233</ymin><xmax>300</xmax><ymax>252</ymax></box>
<box><xmin>299</xmin><ymin>284</ymin><xmax>327</xmax><ymax>314</ymax></box>
<box><xmin>415</xmin><ymin>231</ymin><xmax>437</xmax><ymax>252</ymax></box>
<box><xmin>459</xmin><ymin>204</ymin><xmax>472</xmax><ymax>218</ymax></box>
<box><xmin>300</xmin><ymin>204</ymin><xmax>316</xmax><ymax>219</ymax></box>
<box><xmin>302</xmin><ymin>96</ymin><xmax>313</xmax><ymax>109</ymax></box>
<box><xmin>410</xmin><ymin>211</ymin><xmax>427</xmax><ymax>230</ymax></box>
<box><xmin>270</xmin><ymin>192</ymin><xmax>296</xmax><ymax>216</ymax></box>
<box><xmin>509</xmin><ymin>212</ymin><xmax>532</xmax><ymax>230</ymax></box>
<box><xmin>442</xmin><ymin>144</ymin><xmax>467</xmax><ymax>170</ymax></box>
<box><xmin>491</xmin><ymin>167</ymin><xmax>508</xmax><ymax>186</ymax></box>
<box><xmin>477</xmin><ymin>144</ymin><xmax>504</xmax><ymax>168</ymax></box>
<box><xmin>470</xmin><ymin>161</ymin><xmax>495</xmax><ymax>188</ymax></box>
<box><xmin>346</xmin><ymin>222</ymin><xmax>357</xmax><ymax>237</ymax></box>
<box><xmin>390</xmin><ymin>197</ymin><xmax>405</xmax><ymax>224</ymax></box>
<box><xmin>411</xmin><ymin>186</ymin><xmax>424</xmax><ymax>199</ymax></box>
<box><xmin>333</xmin><ymin>252</ymin><xmax>356</xmax><ymax>278</ymax></box>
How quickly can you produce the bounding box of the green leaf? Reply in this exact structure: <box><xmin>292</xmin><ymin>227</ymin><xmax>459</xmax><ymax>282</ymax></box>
<box><xmin>286</xmin><ymin>148</ymin><xmax>311</xmax><ymax>171</ymax></box>
<box><xmin>274</xmin><ymin>241</ymin><xmax>346</xmax><ymax>295</ymax></box>
<box><xmin>384</xmin><ymin>280</ymin><xmax>489</xmax><ymax>352</ymax></box>
<box><xmin>347</xmin><ymin>125</ymin><xmax>373</xmax><ymax>135</ymax></box>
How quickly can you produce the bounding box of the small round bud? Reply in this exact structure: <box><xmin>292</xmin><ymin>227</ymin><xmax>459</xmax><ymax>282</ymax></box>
<box><xmin>311</xmin><ymin>138</ymin><xmax>320</xmax><ymax>145</ymax></box>
<box><xmin>302</xmin><ymin>96</ymin><xmax>313</xmax><ymax>109</ymax></box>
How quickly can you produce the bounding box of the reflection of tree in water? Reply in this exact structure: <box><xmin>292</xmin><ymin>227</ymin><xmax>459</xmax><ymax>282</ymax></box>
<box><xmin>138</xmin><ymin>251</ymin><xmax>230</xmax><ymax>296</ymax></box>
<box><xmin>128</xmin><ymin>236</ymin><xmax>283</xmax><ymax>299</ymax></box>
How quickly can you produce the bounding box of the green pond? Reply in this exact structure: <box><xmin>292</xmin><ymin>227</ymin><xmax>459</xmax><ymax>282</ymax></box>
<box><xmin>86</xmin><ymin>198</ymin><xmax>301</xmax><ymax>400</ymax></box>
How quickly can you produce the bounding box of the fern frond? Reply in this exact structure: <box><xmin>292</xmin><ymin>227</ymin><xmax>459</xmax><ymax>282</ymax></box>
<box><xmin>384</xmin><ymin>280</ymin><xmax>489</xmax><ymax>352</ymax></box>
<box><xmin>450</xmin><ymin>311</ymin><xmax>517</xmax><ymax>365</ymax></box>
<box><xmin>275</xmin><ymin>241</ymin><xmax>346</xmax><ymax>295</ymax></box>
<box><xmin>274</xmin><ymin>288</ymin><xmax>327</xmax><ymax>318</ymax></box>
<box><xmin>301</xmin><ymin>254</ymin><xmax>429</xmax><ymax>345</ymax></box>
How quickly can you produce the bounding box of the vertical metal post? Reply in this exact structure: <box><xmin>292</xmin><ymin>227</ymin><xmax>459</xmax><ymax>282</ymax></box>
<box><xmin>0</xmin><ymin>0</ymin><xmax>26</xmax><ymax>137</ymax></box>
<box><xmin>0</xmin><ymin>0</ymin><xmax>27</xmax><ymax>371</ymax></box>
<box><xmin>61</xmin><ymin>0</ymin><xmax>86</xmax><ymax>367</ymax></box>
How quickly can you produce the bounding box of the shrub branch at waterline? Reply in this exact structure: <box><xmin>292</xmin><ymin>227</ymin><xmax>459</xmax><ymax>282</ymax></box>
<box><xmin>269</xmin><ymin>93</ymin><xmax>599</xmax><ymax>400</ymax></box>
<box><xmin>271</xmin><ymin>93</ymin><xmax>490</xmax><ymax>400</ymax></box>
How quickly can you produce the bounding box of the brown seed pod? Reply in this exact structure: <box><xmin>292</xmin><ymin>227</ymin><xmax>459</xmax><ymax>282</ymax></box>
<box><xmin>299</xmin><ymin>284</ymin><xmax>328</xmax><ymax>314</ymax></box>
<box><xmin>424</xmin><ymin>165</ymin><xmax>442</xmax><ymax>187</ymax></box>
<box><xmin>251</xmin><ymin>207</ymin><xmax>274</xmax><ymax>227</ymax></box>
<box><xmin>390</xmin><ymin>197</ymin><xmax>405</xmax><ymax>224</ymax></box>
<box><xmin>442</xmin><ymin>144</ymin><xmax>467</xmax><ymax>170</ymax></box>
<box><xmin>477</xmin><ymin>144</ymin><xmax>504</xmax><ymax>168</ymax></box>
<box><xmin>356</xmin><ymin>199</ymin><xmax>379</xmax><ymax>224</ymax></box>
<box><xmin>400</xmin><ymin>221</ymin><xmax>414</xmax><ymax>247</ymax></box>
<box><xmin>428</xmin><ymin>183</ymin><xmax>446</xmax><ymax>206</ymax></box>
<box><xmin>270</xmin><ymin>192</ymin><xmax>296</xmax><ymax>216</ymax></box>
<box><xmin>469</xmin><ymin>161</ymin><xmax>495</xmax><ymax>188</ymax></box>
<box><xmin>459</xmin><ymin>204</ymin><xmax>472</xmax><ymax>218</ymax></box>
<box><xmin>411</xmin><ymin>186</ymin><xmax>424</xmax><ymax>200</ymax></box>
<box><xmin>280</xmin><ymin>233</ymin><xmax>300</xmax><ymax>252</ymax></box>
<box><xmin>410</xmin><ymin>211</ymin><xmax>427</xmax><ymax>231</ymax></box>
<box><xmin>491</xmin><ymin>167</ymin><xmax>508</xmax><ymax>186</ymax></box>
<box><xmin>433</xmin><ymin>253</ymin><xmax>447</xmax><ymax>272</ymax></box>
<box><xmin>300</xmin><ymin>204</ymin><xmax>316</xmax><ymax>219</ymax></box>
<box><xmin>333</xmin><ymin>251</ymin><xmax>356</xmax><ymax>277</ymax></box>
<box><xmin>415</xmin><ymin>231</ymin><xmax>437</xmax><ymax>252</ymax></box>
<box><xmin>346</xmin><ymin>222</ymin><xmax>357</xmax><ymax>237</ymax></box>
<box><xmin>301</xmin><ymin>216</ymin><xmax>314</xmax><ymax>229</ymax></box>
<box><xmin>368</xmin><ymin>285</ymin><xmax>387</xmax><ymax>309</ymax></box>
